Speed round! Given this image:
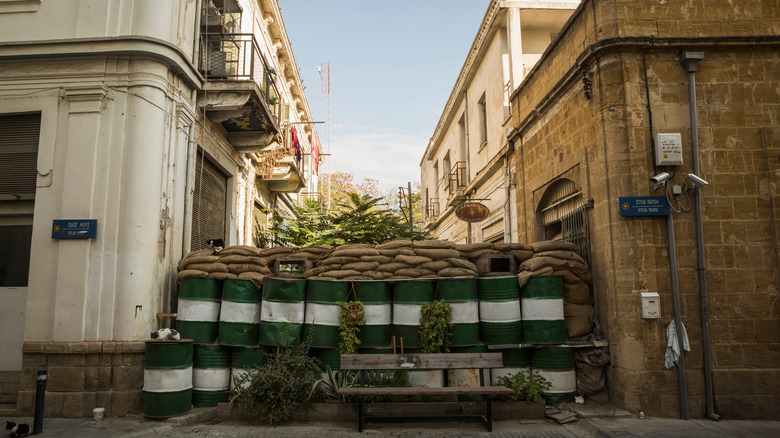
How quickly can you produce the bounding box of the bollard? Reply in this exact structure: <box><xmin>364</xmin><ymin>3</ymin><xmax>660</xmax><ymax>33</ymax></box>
<box><xmin>33</xmin><ymin>370</ymin><xmax>46</xmax><ymax>434</ymax></box>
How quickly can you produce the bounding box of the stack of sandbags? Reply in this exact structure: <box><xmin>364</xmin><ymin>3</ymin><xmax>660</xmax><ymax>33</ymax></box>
<box><xmin>216</xmin><ymin>245</ymin><xmax>272</xmax><ymax>288</ymax></box>
<box><xmin>177</xmin><ymin>248</ymin><xmax>222</xmax><ymax>281</ymax></box>
<box><xmin>516</xmin><ymin>240</ymin><xmax>594</xmax><ymax>338</ymax></box>
<box><xmin>304</xmin><ymin>240</ymin><xmax>479</xmax><ymax>281</ymax></box>
<box><xmin>575</xmin><ymin>347</ymin><xmax>610</xmax><ymax>404</ymax></box>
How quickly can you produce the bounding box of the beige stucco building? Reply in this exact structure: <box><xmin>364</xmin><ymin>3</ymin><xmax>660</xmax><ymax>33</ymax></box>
<box><xmin>420</xmin><ymin>0</ymin><xmax>580</xmax><ymax>244</ymax></box>
<box><xmin>0</xmin><ymin>0</ymin><xmax>319</xmax><ymax>416</ymax></box>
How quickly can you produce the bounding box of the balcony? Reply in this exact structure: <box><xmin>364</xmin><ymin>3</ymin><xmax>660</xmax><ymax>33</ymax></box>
<box><xmin>425</xmin><ymin>198</ymin><xmax>440</xmax><ymax>222</ymax></box>
<box><xmin>442</xmin><ymin>162</ymin><xmax>468</xmax><ymax>206</ymax></box>
<box><xmin>197</xmin><ymin>33</ymin><xmax>281</xmax><ymax>153</ymax></box>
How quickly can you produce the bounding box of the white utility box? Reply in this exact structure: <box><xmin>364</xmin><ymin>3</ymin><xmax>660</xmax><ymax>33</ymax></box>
<box><xmin>655</xmin><ymin>133</ymin><xmax>683</xmax><ymax>166</ymax></box>
<box><xmin>641</xmin><ymin>292</ymin><xmax>661</xmax><ymax>319</ymax></box>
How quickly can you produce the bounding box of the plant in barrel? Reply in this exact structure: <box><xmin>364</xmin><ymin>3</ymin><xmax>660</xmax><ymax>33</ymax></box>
<box><xmin>337</xmin><ymin>300</ymin><xmax>365</xmax><ymax>354</ymax></box>
<box><xmin>419</xmin><ymin>299</ymin><xmax>453</xmax><ymax>354</ymax></box>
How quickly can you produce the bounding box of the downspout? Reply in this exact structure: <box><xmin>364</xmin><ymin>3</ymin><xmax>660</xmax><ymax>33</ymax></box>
<box><xmin>667</xmin><ymin>212</ymin><xmax>689</xmax><ymax>420</ymax></box>
<box><xmin>678</xmin><ymin>50</ymin><xmax>719</xmax><ymax>421</ymax></box>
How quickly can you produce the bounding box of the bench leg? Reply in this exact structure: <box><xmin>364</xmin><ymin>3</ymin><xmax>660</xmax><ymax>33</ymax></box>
<box><xmin>486</xmin><ymin>398</ymin><xmax>493</xmax><ymax>432</ymax></box>
<box><xmin>358</xmin><ymin>397</ymin><xmax>364</xmax><ymax>432</ymax></box>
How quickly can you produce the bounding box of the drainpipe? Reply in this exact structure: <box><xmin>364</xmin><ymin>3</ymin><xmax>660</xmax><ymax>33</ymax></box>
<box><xmin>678</xmin><ymin>50</ymin><xmax>719</xmax><ymax>421</ymax></box>
<box><xmin>667</xmin><ymin>212</ymin><xmax>688</xmax><ymax>420</ymax></box>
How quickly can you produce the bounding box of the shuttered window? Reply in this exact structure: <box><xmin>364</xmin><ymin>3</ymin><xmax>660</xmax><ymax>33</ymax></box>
<box><xmin>0</xmin><ymin>113</ymin><xmax>40</xmax><ymax>201</ymax></box>
<box><xmin>191</xmin><ymin>150</ymin><xmax>228</xmax><ymax>251</ymax></box>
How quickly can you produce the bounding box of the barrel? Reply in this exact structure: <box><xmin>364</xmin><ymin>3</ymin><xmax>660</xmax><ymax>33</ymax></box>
<box><xmin>522</xmin><ymin>276</ymin><xmax>565</xmax><ymax>344</ymax></box>
<box><xmin>176</xmin><ymin>278</ymin><xmax>221</xmax><ymax>344</ymax></box>
<box><xmin>392</xmin><ymin>280</ymin><xmax>435</xmax><ymax>349</ymax></box>
<box><xmin>303</xmin><ymin>280</ymin><xmax>349</xmax><ymax>348</ymax></box>
<box><xmin>358</xmin><ymin>345</ymin><xmax>394</xmax><ymax>354</ymax></box>
<box><xmin>218</xmin><ymin>279</ymin><xmax>261</xmax><ymax>347</ymax></box>
<box><xmin>448</xmin><ymin>344</ymin><xmax>488</xmax><ymax>401</ymax></box>
<box><xmin>143</xmin><ymin>340</ymin><xmax>193</xmax><ymax>418</ymax></box>
<box><xmin>403</xmin><ymin>350</ymin><xmax>444</xmax><ymax>388</ymax></box>
<box><xmin>192</xmin><ymin>345</ymin><xmax>231</xmax><ymax>407</ymax></box>
<box><xmin>478</xmin><ymin>276</ymin><xmax>522</xmax><ymax>344</ymax></box>
<box><xmin>491</xmin><ymin>348</ymin><xmax>532</xmax><ymax>385</ymax></box>
<box><xmin>260</xmin><ymin>278</ymin><xmax>306</xmax><ymax>346</ymax></box>
<box><xmin>531</xmin><ymin>347</ymin><xmax>576</xmax><ymax>403</ymax></box>
<box><xmin>439</xmin><ymin>278</ymin><xmax>480</xmax><ymax>347</ymax></box>
<box><xmin>231</xmin><ymin>346</ymin><xmax>268</xmax><ymax>390</ymax></box>
<box><xmin>311</xmin><ymin>347</ymin><xmax>341</xmax><ymax>372</ymax></box>
<box><xmin>354</xmin><ymin>281</ymin><xmax>392</xmax><ymax>348</ymax></box>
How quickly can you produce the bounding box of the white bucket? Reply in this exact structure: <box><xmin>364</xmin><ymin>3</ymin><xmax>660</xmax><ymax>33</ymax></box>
<box><xmin>92</xmin><ymin>407</ymin><xmax>105</xmax><ymax>421</ymax></box>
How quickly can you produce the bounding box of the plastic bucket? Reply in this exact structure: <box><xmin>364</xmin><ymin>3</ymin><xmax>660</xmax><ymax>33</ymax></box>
<box><xmin>531</xmin><ymin>347</ymin><xmax>576</xmax><ymax>403</ymax></box>
<box><xmin>303</xmin><ymin>280</ymin><xmax>349</xmax><ymax>348</ymax></box>
<box><xmin>392</xmin><ymin>280</ymin><xmax>435</xmax><ymax>349</ymax></box>
<box><xmin>260</xmin><ymin>278</ymin><xmax>306</xmax><ymax>346</ymax></box>
<box><xmin>176</xmin><ymin>278</ymin><xmax>221</xmax><ymax>344</ymax></box>
<box><xmin>218</xmin><ymin>279</ymin><xmax>261</xmax><ymax>347</ymax></box>
<box><xmin>522</xmin><ymin>276</ymin><xmax>565</xmax><ymax>344</ymax></box>
<box><xmin>354</xmin><ymin>281</ymin><xmax>392</xmax><ymax>348</ymax></box>
<box><xmin>478</xmin><ymin>276</ymin><xmax>522</xmax><ymax>344</ymax></box>
<box><xmin>230</xmin><ymin>346</ymin><xmax>268</xmax><ymax>390</ymax></box>
<box><xmin>491</xmin><ymin>348</ymin><xmax>532</xmax><ymax>385</ymax></box>
<box><xmin>439</xmin><ymin>278</ymin><xmax>480</xmax><ymax>347</ymax></box>
<box><xmin>192</xmin><ymin>344</ymin><xmax>231</xmax><ymax>407</ymax></box>
<box><xmin>143</xmin><ymin>340</ymin><xmax>193</xmax><ymax>418</ymax></box>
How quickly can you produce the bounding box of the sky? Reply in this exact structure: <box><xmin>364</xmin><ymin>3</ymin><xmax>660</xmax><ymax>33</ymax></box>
<box><xmin>278</xmin><ymin>0</ymin><xmax>491</xmax><ymax>193</ymax></box>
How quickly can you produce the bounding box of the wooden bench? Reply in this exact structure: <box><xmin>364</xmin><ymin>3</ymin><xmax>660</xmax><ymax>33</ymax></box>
<box><xmin>337</xmin><ymin>353</ymin><xmax>513</xmax><ymax>432</ymax></box>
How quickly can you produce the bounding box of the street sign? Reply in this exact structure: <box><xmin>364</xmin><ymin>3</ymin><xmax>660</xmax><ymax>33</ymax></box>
<box><xmin>52</xmin><ymin>219</ymin><xmax>98</xmax><ymax>239</ymax></box>
<box><xmin>455</xmin><ymin>202</ymin><xmax>490</xmax><ymax>222</ymax></box>
<box><xmin>618</xmin><ymin>196</ymin><xmax>670</xmax><ymax>217</ymax></box>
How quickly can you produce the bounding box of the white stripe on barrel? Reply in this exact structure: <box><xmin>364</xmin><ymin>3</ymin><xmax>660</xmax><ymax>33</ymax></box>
<box><xmin>521</xmin><ymin>298</ymin><xmax>564</xmax><ymax>320</ymax></box>
<box><xmin>478</xmin><ymin>300</ymin><xmax>521</xmax><ymax>322</ymax></box>
<box><xmin>177</xmin><ymin>300</ymin><xmax>220</xmax><ymax>322</ymax></box>
<box><xmin>219</xmin><ymin>301</ymin><xmax>261</xmax><ymax>323</ymax></box>
<box><xmin>261</xmin><ymin>300</ymin><xmax>304</xmax><ymax>324</ymax></box>
<box><xmin>143</xmin><ymin>366</ymin><xmax>193</xmax><ymax>392</ymax></box>
<box><xmin>304</xmin><ymin>302</ymin><xmax>341</xmax><ymax>327</ymax></box>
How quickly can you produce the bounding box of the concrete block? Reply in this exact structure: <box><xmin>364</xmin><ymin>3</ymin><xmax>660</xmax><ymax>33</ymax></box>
<box><xmin>62</xmin><ymin>392</ymin><xmax>85</xmax><ymax>418</ymax></box>
<box><xmin>43</xmin><ymin>390</ymin><xmax>64</xmax><ymax>417</ymax></box>
<box><xmin>47</xmin><ymin>367</ymin><xmax>86</xmax><ymax>392</ymax></box>
<box><xmin>112</xmin><ymin>366</ymin><xmax>143</xmax><ymax>391</ymax></box>
<box><xmin>15</xmin><ymin>390</ymin><xmax>34</xmax><ymax>416</ymax></box>
<box><xmin>85</xmin><ymin>365</ymin><xmax>112</xmax><ymax>392</ymax></box>
<box><xmin>110</xmin><ymin>390</ymin><xmax>142</xmax><ymax>416</ymax></box>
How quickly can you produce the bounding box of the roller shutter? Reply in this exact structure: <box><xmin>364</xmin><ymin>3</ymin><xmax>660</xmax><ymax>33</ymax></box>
<box><xmin>0</xmin><ymin>113</ymin><xmax>40</xmax><ymax>201</ymax></box>
<box><xmin>191</xmin><ymin>150</ymin><xmax>227</xmax><ymax>251</ymax></box>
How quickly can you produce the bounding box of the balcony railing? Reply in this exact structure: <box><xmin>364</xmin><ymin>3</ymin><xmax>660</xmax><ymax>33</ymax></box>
<box><xmin>199</xmin><ymin>33</ymin><xmax>281</xmax><ymax>122</ymax></box>
<box><xmin>425</xmin><ymin>198</ymin><xmax>440</xmax><ymax>221</ymax></box>
<box><xmin>440</xmin><ymin>162</ymin><xmax>467</xmax><ymax>194</ymax></box>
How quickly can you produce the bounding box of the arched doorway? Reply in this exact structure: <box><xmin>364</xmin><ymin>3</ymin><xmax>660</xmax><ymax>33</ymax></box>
<box><xmin>536</xmin><ymin>178</ymin><xmax>591</xmax><ymax>266</ymax></box>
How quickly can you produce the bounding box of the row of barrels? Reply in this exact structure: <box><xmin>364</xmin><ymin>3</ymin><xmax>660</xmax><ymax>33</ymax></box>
<box><xmin>175</xmin><ymin>275</ymin><xmax>569</xmax><ymax>349</ymax></box>
<box><xmin>143</xmin><ymin>340</ymin><xmax>576</xmax><ymax>418</ymax></box>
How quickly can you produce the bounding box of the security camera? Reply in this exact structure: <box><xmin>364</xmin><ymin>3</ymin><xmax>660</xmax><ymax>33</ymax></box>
<box><xmin>686</xmin><ymin>173</ymin><xmax>709</xmax><ymax>189</ymax></box>
<box><xmin>651</xmin><ymin>172</ymin><xmax>670</xmax><ymax>185</ymax></box>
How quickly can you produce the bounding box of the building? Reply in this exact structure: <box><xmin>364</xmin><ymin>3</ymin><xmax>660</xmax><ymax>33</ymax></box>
<box><xmin>0</xmin><ymin>0</ymin><xmax>319</xmax><ymax>416</ymax></box>
<box><xmin>420</xmin><ymin>1</ymin><xmax>580</xmax><ymax>244</ymax></box>
<box><xmin>508</xmin><ymin>0</ymin><xmax>779</xmax><ymax>419</ymax></box>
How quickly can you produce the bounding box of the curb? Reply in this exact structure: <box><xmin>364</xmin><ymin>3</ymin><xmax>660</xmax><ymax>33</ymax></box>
<box><xmin>125</xmin><ymin>407</ymin><xmax>218</xmax><ymax>437</ymax></box>
<box><xmin>581</xmin><ymin>419</ymin><xmax>619</xmax><ymax>438</ymax></box>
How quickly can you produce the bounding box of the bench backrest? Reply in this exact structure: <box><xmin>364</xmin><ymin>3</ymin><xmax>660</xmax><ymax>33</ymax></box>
<box><xmin>339</xmin><ymin>353</ymin><xmax>504</xmax><ymax>371</ymax></box>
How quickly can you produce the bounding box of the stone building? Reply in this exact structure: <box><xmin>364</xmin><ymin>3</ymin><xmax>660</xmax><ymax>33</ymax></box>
<box><xmin>0</xmin><ymin>0</ymin><xmax>319</xmax><ymax>416</ymax></box>
<box><xmin>419</xmin><ymin>0</ymin><xmax>580</xmax><ymax>244</ymax></box>
<box><xmin>508</xmin><ymin>0</ymin><xmax>779</xmax><ymax>419</ymax></box>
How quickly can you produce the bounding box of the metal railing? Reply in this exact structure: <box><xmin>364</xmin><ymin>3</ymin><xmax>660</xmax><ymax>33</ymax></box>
<box><xmin>199</xmin><ymin>33</ymin><xmax>281</xmax><ymax>122</ymax></box>
<box><xmin>425</xmin><ymin>198</ymin><xmax>440</xmax><ymax>221</ymax></box>
<box><xmin>439</xmin><ymin>161</ymin><xmax>467</xmax><ymax>195</ymax></box>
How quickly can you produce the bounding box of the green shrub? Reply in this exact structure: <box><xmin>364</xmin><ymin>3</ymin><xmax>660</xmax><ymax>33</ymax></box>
<box><xmin>496</xmin><ymin>370</ymin><xmax>552</xmax><ymax>402</ymax></box>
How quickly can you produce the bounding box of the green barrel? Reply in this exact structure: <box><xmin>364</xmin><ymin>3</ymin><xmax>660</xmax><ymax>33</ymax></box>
<box><xmin>192</xmin><ymin>344</ymin><xmax>231</xmax><ymax>407</ymax></box>
<box><xmin>176</xmin><ymin>278</ymin><xmax>221</xmax><ymax>344</ymax></box>
<box><xmin>491</xmin><ymin>348</ymin><xmax>532</xmax><ymax>385</ymax></box>
<box><xmin>392</xmin><ymin>280</ymin><xmax>435</xmax><ymax>349</ymax></box>
<box><xmin>303</xmin><ymin>280</ymin><xmax>349</xmax><ymax>348</ymax></box>
<box><xmin>231</xmin><ymin>346</ymin><xmax>268</xmax><ymax>390</ymax></box>
<box><xmin>311</xmin><ymin>347</ymin><xmax>340</xmax><ymax>371</ymax></box>
<box><xmin>478</xmin><ymin>276</ymin><xmax>522</xmax><ymax>344</ymax></box>
<box><xmin>358</xmin><ymin>345</ymin><xmax>394</xmax><ymax>354</ymax></box>
<box><xmin>354</xmin><ymin>281</ymin><xmax>392</xmax><ymax>347</ymax></box>
<box><xmin>439</xmin><ymin>278</ymin><xmax>480</xmax><ymax>347</ymax></box>
<box><xmin>218</xmin><ymin>279</ymin><xmax>261</xmax><ymax>347</ymax></box>
<box><xmin>522</xmin><ymin>276</ymin><xmax>565</xmax><ymax>344</ymax></box>
<box><xmin>143</xmin><ymin>340</ymin><xmax>193</xmax><ymax>418</ymax></box>
<box><xmin>531</xmin><ymin>347</ymin><xmax>576</xmax><ymax>403</ymax></box>
<box><xmin>260</xmin><ymin>278</ymin><xmax>306</xmax><ymax>346</ymax></box>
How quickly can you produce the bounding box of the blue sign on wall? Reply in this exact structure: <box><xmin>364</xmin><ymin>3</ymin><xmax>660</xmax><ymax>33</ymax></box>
<box><xmin>618</xmin><ymin>197</ymin><xmax>670</xmax><ymax>217</ymax></box>
<box><xmin>52</xmin><ymin>219</ymin><xmax>98</xmax><ymax>239</ymax></box>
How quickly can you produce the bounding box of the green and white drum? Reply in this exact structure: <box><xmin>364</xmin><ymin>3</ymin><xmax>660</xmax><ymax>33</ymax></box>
<box><xmin>448</xmin><ymin>345</ymin><xmax>487</xmax><ymax>400</ymax></box>
<box><xmin>531</xmin><ymin>347</ymin><xmax>576</xmax><ymax>403</ymax></box>
<box><xmin>522</xmin><ymin>275</ymin><xmax>565</xmax><ymax>344</ymax></box>
<box><xmin>491</xmin><ymin>348</ymin><xmax>531</xmax><ymax>385</ymax></box>
<box><xmin>192</xmin><ymin>344</ymin><xmax>231</xmax><ymax>407</ymax></box>
<box><xmin>311</xmin><ymin>347</ymin><xmax>340</xmax><ymax>372</ymax></box>
<box><xmin>392</xmin><ymin>280</ymin><xmax>435</xmax><ymax>349</ymax></box>
<box><xmin>177</xmin><ymin>278</ymin><xmax>221</xmax><ymax>344</ymax></box>
<box><xmin>303</xmin><ymin>280</ymin><xmax>349</xmax><ymax>348</ymax></box>
<box><xmin>143</xmin><ymin>340</ymin><xmax>193</xmax><ymax>418</ymax></box>
<box><xmin>439</xmin><ymin>278</ymin><xmax>480</xmax><ymax>347</ymax></box>
<box><xmin>231</xmin><ymin>346</ymin><xmax>268</xmax><ymax>390</ymax></box>
<box><xmin>260</xmin><ymin>278</ymin><xmax>306</xmax><ymax>346</ymax></box>
<box><xmin>478</xmin><ymin>276</ymin><xmax>522</xmax><ymax>344</ymax></box>
<box><xmin>354</xmin><ymin>281</ymin><xmax>392</xmax><ymax>348</ymax></box>
<box><xmin>218</xmin><ymin>279</ymin><xmax>261</xmax><ymax>347</ymax></box>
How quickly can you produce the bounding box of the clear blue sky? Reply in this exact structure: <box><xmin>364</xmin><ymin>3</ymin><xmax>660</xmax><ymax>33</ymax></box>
<box><xmin>278</xmin><ymin>0</ymin><xmax>490</xmax><ymax>193</ymax></box>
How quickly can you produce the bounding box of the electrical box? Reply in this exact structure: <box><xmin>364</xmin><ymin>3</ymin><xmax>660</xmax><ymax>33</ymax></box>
<box><xmin>641</xmin><ymin>292</ymin><xmax>661</xmax><ymax>319</ymax></box>
<box><xmin>655</xmin><ymin>133</ymin><xmax>683</xmax><ymax>166</ymax></box>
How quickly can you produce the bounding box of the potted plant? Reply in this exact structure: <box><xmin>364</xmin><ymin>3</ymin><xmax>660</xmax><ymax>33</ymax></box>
<box><xmin>419</xmin><ymin>299</ymin><xmax>453</xmax><ymax>354</ymax></box>
<box><xmin>494</xmin><ymin>370</ymin><xmax>551</xmax><ymax>419</ymax></box>
<box><xmin>338</xmin><ymin>300</ymin><xmax>364</xmax><ymax>354</ymax></box>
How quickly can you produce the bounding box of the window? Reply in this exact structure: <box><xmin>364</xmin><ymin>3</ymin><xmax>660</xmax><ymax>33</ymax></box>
<box><xmin>0</xmin><ymin>225</ymin><xmax>32</xmax><ymax>287</ymax></box>
<box><xmin>191</xmin><ymin>150</ymin><xmax>228</xmax><ymax>251</ymax></box>
<box><xmin>537</xmin><ymin>178</ymin><xmax>591</xmax><ymax>266</ymax></box>
<box><xmin>478</xmin><ymin>93</ymin><xmax>487</xmax><ymax>148</ymax></box>
<box><xmin>0</xmin><ymin>113</ymin><xmax>40</xmax><ymax>201</ymax></box>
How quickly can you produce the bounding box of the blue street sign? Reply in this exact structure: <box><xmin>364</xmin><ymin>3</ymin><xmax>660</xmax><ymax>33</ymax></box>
<box><xmin>618</xmin><ymin>196</ymin><xmax>670</xmax><ymax>217</ymax></box>
<box><xmin>52</xmin><ymin>219</ymin><xmax>98</xmax><ymax>239</ymax></box>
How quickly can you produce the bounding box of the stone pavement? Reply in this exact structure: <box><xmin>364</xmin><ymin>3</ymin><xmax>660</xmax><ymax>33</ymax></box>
<box><xmin>3</xmin><ymin>407</ymin><xmax>780</xmax><ymax>437</ymax></box>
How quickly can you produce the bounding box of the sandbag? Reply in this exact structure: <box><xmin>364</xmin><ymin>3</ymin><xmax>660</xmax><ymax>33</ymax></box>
<box><xmin>493</xmin><ymin>243</ymin><xmax>533</xmax><ymax>252</ymax></box>
<box><xmin>388</xmin><ymin>275</ymin><xmax>414</xmax><ymax>280</ymax></box>
<box><xmin>178</xmin><ymin>255</ymin><xmax>220</xmax><ymax>270</ymax></box>
<box><xmin>320</xmin><ymin>269</ymin><xmax>362</xmax><ymax>279</ymax></box>
<box><xmin>443</xmin><ymin>258</ymin><xmax>478</xmax><ymax>271</ymax></box>
<box><xmin>531</xmin><ymin>241</ymin><xmax>578</xmax><ymax>253</ymax></box>
<box><xmin>360</xmin><ymin>255</ymin><xmax>393</xmax><ymax>264</ymax></box>
<box><xmin>535</xmin><ymin>250</ymin><xmax>586</xmax><ymax>264</ymax></box>
<box><xmin>321</xmin><ymin>257</ymin><xmax>359</xmax><ymax>266</ymax></box>
<box><xmin>551</xmin><ymin>269</ymin><xmax>582</xmax><ymax>283</ymax></box>
<box><xmin>564</xmin><ymin>303</ymin><xmax>595</xmax><ymax>338</ymax></box>
<box><xmin>177</xmin><ymin>269</ymin><xmax>208</xmax><ymax>280</ymax></box>
<box><xmin>376</xmin><ymin>240</ymin><xmax>413</xmax><ymax>249</ymax></box>
<box><xmin>288</xmin><ymin>251</ymin><xmax>322</xmax><ymax>260</ymax></box>
<box><xmin>363</xmin><ymin>271</ymin><xmax>393</xmax><ymax>280</ymax></box>
<box><xmin>455</xmin><ymin>243</ymin><xmax>493</xmax><ymax>252</ymax></box>
<box><xmin>300</xmin><ymin>245</ymin><xmax>334</xmax><ymax>254</ymax></box>
<box><xmin>219</xmin><ymin>247</ymin><xmax>261</xmax><ymax>257</ymax></box>
<box><xmin>521</xmin><ymin>256</ymin><xmax>568</xmax><ymax>271</ymax></box>
<box><xmin>437</xmin><ymin>267</ymin><xmax>477</xmax><ymax>278</ymax></box>
<box><xmin>182</xmin><ymin>249</ymin><xmax>215</xmax><ymax>259</ymax></box>
<box><xmin>186</xmin><ymin>262</ymin><xmax>229</xmax><ymax>273</ymax></box>
<box><xmin>413</xmin><ymin>240</ymin><xmax>455</xmax><ymax>249</ymax></box>
<box><xmin>464</xmin><ymin>249</ymin><xmax>503</xmax><ymax>260</ymax></box>
<box><xmin>342</xmin><ymin>261</ymin><xmax>380</xmax><ymax>272</ymax></box>
<box><xmin>209</xmin><ymin>272</ymin><xmax>238</xmax><ymax>280</ymax></box>
<box><xmin>376</xmin><ymin>263</ymin><xmax>412</xmax><ymax>273</ymax></box>
<box><xmin>260</xmin><ymin>247</ymin><xmax>297</xmax><ymax>257</ymax></box>
<box><xmin>413</xmin><ymin>248</ymin><xmax>461</xmax><ymax>260</ymax></box>
<box><xmin>564</xmin><ymin>281</ymin><xmax>592</xmax><ymax>304</ymax></box>
<box><xmin>394</xmin><ymin>268</ymin><xmax>437</xmax><ymax>277</ymax></box>
<box><xmin>507</xmin><ymin>250</ymin><xmax>534</xmax><ymax>263</ymax></box>
<box><xmin>394</xmin><ymin>254</ymin><xmax>433</xmax><ymax>266</ymax></box>
<box><xmin>303</xmin><ymin>265</ymin><xmax>340</xmax><ymax>279</ymax></box>
<box><xmin>237</xmin><ymin>272</ymin><xmax>266</xmax><ymax>289</ymax></box>
<box><xmin>419</xmin><ymin>260</ymin><xmax>452</xmax><ymax>272</ymax></box>
<box><xmin>218</xmin><ymin>255</ymin><xmax>268</xmax><ymax>266</ymax></box>
<box><xmin>331</xmin><ymin>248</ymin><xmax>380</xmax><ymax>258</ymax></box>
<box><xmin>378</xmin><ymin>249</ymin><xmax>416</xmax><ymax>257</ymax></box>
<box><xmin>227</xmin><ymin>263</ymin><xmax>270</xmax><ymax>275</ymax></box>
<box><xmin>516</xmin><ymin>266</ymin><xmax>554</xmax><ymax>288</ymax></box>
<box><xmin>576</xmin><ymin>349</ymin><xmax>609</xmax><ymax>396</ymax></box>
